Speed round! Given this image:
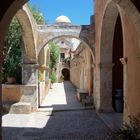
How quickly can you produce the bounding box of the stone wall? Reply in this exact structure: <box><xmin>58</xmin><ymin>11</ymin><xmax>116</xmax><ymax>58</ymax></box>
<box><xmin>2</xmin><ymin>85</ymin><xmax>22</xmax><ymax>102</ymax></box>
<box><xmin>70</xmin><ymin>43</ymin><xmax>94</xmax><ymax>96</ymax></box>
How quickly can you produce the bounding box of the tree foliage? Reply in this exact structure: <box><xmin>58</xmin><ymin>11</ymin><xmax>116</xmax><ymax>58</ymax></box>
<box><xmin>2</xmin><ymin>17</ymin><xmax>22</xmax><ymax>83</ymax></box>
<box><xmin>48</xmin><ymin>42</ymin><xmax>60</xmax><ymax>83</ymax></box>
<box><xmin>28</xmin><ymin>4</ymin><xmax>46</xmax><ymax>24</ymax></box>
<box><xmin>49</xmin><ymin>42</ymin><xmax>60</xmax><ymax>70</ymax></box>
<box><xmin>3</xmin><ymin>17</ymin><xmax>22</xmax><ymax>58</ymax></box>
<box><xmin>50</xmin><ymin>71</ymin><xmax>57</xmax><ymax>84</ymax></box>
<box><xmin>2</xmin><ymin>4</ymin><xmax>46</xmax><ymax>83</ymax></box>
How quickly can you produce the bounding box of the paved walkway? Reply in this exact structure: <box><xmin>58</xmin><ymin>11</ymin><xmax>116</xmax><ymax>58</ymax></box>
<box><xmin>2</xmin><ymin>81</ymin><xmax>113</xmax><ymax>140</ymax></box>
<box><xmin>39</xmin><ymin>81</ymin><xmax>93</xmax><ymax>111</ymax></box>
<box><xmin>2</xmin><ymin>110</ymin><xmax>112</xmax><ymax>140</ymax></box>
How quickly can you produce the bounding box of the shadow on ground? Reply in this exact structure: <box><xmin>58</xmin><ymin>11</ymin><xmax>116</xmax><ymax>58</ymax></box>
<box><xmin>3</xmin><ymin>110</ymin><xmax>112</xmax><ymax>140</ymax></box>
<box><xmin>2</xmin><ymin>81</ymin><xmax>112</xmax><ymax>140</ymax></box>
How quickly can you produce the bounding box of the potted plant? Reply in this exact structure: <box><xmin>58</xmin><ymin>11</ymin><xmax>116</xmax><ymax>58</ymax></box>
<box><xmin>2</xmin><ymin>17</ymin><xmax>22</xmax><ymax>84</ymax></box>
<box><xmin>3</xmin><ymin>55</ymin><xmax>21</xmax><ymax>84</ymax></box>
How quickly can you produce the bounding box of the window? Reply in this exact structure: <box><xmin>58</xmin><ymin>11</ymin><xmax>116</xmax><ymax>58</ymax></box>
<box><xmin>60</xmin><ymin>53</ymin><xmax>65</xmax><ymax>61</ymax></box>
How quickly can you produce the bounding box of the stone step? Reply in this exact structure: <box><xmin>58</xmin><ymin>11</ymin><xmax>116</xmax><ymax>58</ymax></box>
<box><xmin>9</xmin><ymin>102</ymin><xmax>31</xmax><ymax>114</ymax></box>
<box><xmin>76</xmin><ymin>89</ymin><xmax>88</xmax><ymax>102</ymax></box>
<box><xmin>2</xmin><ymin>101</ymin><xmax>17</xmax><ymax>114</ymax></box>
<box><xmin>81</xmin><ymin>96</ymin><xmax>94</xmax><ymax>107</ymax></box>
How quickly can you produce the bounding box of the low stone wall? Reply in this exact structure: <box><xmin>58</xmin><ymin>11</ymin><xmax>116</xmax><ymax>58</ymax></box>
<box><xmin>3</xmin><ymin>84</ymin><xmax>38</xmax><ymax>114</ymax></box>
<box><xmin>2</xmin><ymin>84</ymin><xmax>39</xmax><ymax>109</ymax></box>
<box><xmin>2</xmin><ymin>84</ymin><xmax>22</xmax><ymax>102</ymax></box>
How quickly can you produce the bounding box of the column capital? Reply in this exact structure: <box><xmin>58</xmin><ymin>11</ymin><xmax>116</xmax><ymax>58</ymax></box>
<box><xmin>120</xmin><ymin>57</ymin><xmax>128</xmax><ymax>65</ymax></box>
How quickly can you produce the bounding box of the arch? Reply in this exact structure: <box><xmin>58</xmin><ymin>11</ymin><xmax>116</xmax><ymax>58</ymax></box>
<box><xmin>95</xmin><ymin>1</ymin><xmax>123</xmax><ymax>112</ymax></box>
<box><xmin>0</xmin><ymin>2</ymin><xmax>37</xmax><ymax>64</ymax></box>
<box><xmin>37</xmin><ymin>24</ymin><xmax>95</xmax><ymax>55</ymax></box>
<box><xmin>112</xmin><ymin>0</ymin><xmax>140</xmax><ymax>50</ymax></box>
<box><xmin>16</xmin><ymin>4</ymin><xmax>37</xmax><ymax>63</ymax></box>
<box><xmin>100</xmin><ymin>1</ymin><xmax>119</xmax><ymax>63</ymax></box>
<box><xmin>0</xmin><ymin>0</ymin><xmax>28</xmax><ymax>61</ymax></box>
<box><xmin>78</xmin><ymin>44</ymin><xmax>94</xmax><ymax>95</ymax></box>
<box><xmin>0</xmin><ymin>0</ymin><xmax>95</xmax><ymax>135</ymax></box>
<box><xmin>62</xmin><ymin>68</ymin><xmax>70</xmax><ymax>81</ymax></box>
<box><xmin>0</xmin><ymin>1</ymin><xmax>39</xmax><ymax>115</ymax></box>
<box><xmin>94</xmin><ymin>0</ymin><xmax>140</xmax><ymax>122</ymax></box>
<box><xmin>38</xmin><ymin>35</ymin><xmax>95</xmax><ymax>64</ymax></box>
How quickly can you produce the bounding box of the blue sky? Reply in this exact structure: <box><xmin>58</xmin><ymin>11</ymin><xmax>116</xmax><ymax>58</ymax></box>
<box><xmin>28</xmin><ymin>0</ymin><xmax>94</xmax><ymax>25</ymax></box>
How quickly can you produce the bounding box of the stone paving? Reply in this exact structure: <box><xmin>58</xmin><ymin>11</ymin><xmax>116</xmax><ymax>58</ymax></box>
<box><xmin>40</xmin><ymin>81</ymin><xmax>93</xmax><ymax>111</ymax></box>
<box><xmin>2</xmin><ymin>110</ymin><xmax>112</xmax><ymax>140</ymax></box>
<box><xmin>2</xmin><ymin>81</ymin><xmax>113</xmax><ymax>140</ymax></box>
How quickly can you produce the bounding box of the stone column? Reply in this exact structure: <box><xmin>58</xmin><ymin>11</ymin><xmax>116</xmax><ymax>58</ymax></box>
<box><xmin>95</xmin><ymin>63</ymin><xmax>114</xmax><ymax>113</ymax></box>
<box><xmin>10</xmin><ymin>63</ymin><xmax>39</xmax><ymax>114</ymax></box>
<box><xmin>22</xmin><ymin>63</ymin><xmax>38</xmax><ymax>84</ymax></box>
<box><xmin>21</xmin><ymin>63</ymin><xmax>39</xmax><ymax>109</ymax></box>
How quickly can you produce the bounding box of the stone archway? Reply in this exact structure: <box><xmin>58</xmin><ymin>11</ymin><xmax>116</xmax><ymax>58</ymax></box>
<box><xmin>36</xmin><ymin>14</ymin><xmax>95</xmax><ymax>115</ymax></box>
<box><xmin>16</xmin><ymin>5</ymin><xmax>37</xmax><ymax>63</ymax></box>
<box><xmin>112</xmin><ymin>0</ymin><xmax>140</xmax><ymax>50</ymax></box>
<box><xmin>38</xmin><ymin>35</ymin><xmax>95</xmax><ymax>62</ymax></box>
<box><xmin>62</xmin><ymin>68</ymin><xmax>70</xmax><ymax>81</ymax></box>
<box><xmin>38</xmin><ymin>35</ymin><xmax>95</xmax><ymax>103</ymax></box>
<box><xmin>95</xmin><ymin>0</ymin><xmax>140</xmax><ymax>123</ymax></box>
<box><xmin>1</xmin><ymin>4</ymin><xmax>39</xmax><ymax>114</ymax></box>
<box><xmin>95</xmin><ymin>1</ymin><xmax>120</xmax><ymax>112</ymax></box>
<box><xmin>0</xmin><ymin>1</ymin><xmax>95</xmax><ymax>138</ymax></box>
<box><xmin>37</xmin><ymin>24</ymin><xmax>95</xmax><ymax>55</ymax></box>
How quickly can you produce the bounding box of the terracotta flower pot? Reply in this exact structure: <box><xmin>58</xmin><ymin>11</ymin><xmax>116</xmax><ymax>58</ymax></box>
<box><xmin>7</xmin><ymin>77</ymin><xmax>16</xmax><ymax>84</ymax></box>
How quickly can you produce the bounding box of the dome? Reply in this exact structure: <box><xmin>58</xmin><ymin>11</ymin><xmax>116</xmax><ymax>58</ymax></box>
<box><xmin>55</xmin><ymin>15</ymin><xmax>71</xmax><ymax>23</ymax></box>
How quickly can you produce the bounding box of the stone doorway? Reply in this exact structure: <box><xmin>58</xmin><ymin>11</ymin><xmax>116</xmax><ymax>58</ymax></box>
<box><xmin>112</xmin><ymin>15</ymin><xmax>124</xmax><ymax>113</ymax></box>
<box><xmin>62</xmin><ymin>68</ymin><xmax>70</xmax><ymax>81</ymax></box>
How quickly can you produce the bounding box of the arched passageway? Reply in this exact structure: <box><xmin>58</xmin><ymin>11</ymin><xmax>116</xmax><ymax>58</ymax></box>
<box><xmin>0</xmin><ymin>1</ymin><xmax>94</xmax><ymax>139</ymax></box>
<box><xmin>38</xmin><ymin>35</ymin><xmax>95</xmax><ymax>108</ymax></box>
<box><xmin>38</xmin><ymin>35</ymin><xmax>95</xmax><ymax>95</ymax></box>
<box><xmin>1</xmin><ymin>5</ymin><xmax>39</xmax><ymax>115</ymax></box>
<box><xmin>95</xmin><ymin>0</ymin><xmax>140</xmax><ymax>124</ymax></box>
<box><xmin>62</xmin><ymin>68</ymin><xmax>70</xmax><ymax>81</ymax></box>
<box><xmin>0</xmin><ymin>1</ymin><xmax>95</xmax><ymax>115</ymax></box>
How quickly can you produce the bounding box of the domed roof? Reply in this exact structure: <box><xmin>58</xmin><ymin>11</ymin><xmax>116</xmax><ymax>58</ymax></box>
<box><xmin>55</xmin><ymin>15</ymin><xmax>71</xmax><ymax>23</ymax></box>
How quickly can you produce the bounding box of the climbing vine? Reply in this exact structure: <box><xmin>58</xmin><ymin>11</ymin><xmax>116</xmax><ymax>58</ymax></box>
<box><xmin>49</xmin><ymin>41</ymin><xmax>60</xmax><ymax>70</ymax></box>
<box><xmin>48</xmin><ymin>42</ymin><xmax>60</xmax><ymax>83</ymax></box>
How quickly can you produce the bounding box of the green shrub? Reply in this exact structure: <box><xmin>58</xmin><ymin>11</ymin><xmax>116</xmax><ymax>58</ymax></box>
<box><xmin>50</xmin><ymin>72</ymin><xmax>57</xmax><ymax>84</ymax></box>
<box><xmin>2</xmin><ymin>17</ymin><xmax>22</xmax><ymax>83</ymax></box>
<box><xmin>48</xmin><ymin>42</ymin><xmax>60</xmax><ymax>70</ymax></box>
<box><xmin>109</xmin><ymin>114</ymin><xmax>140</xmax><ymax>140</ymax></box>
